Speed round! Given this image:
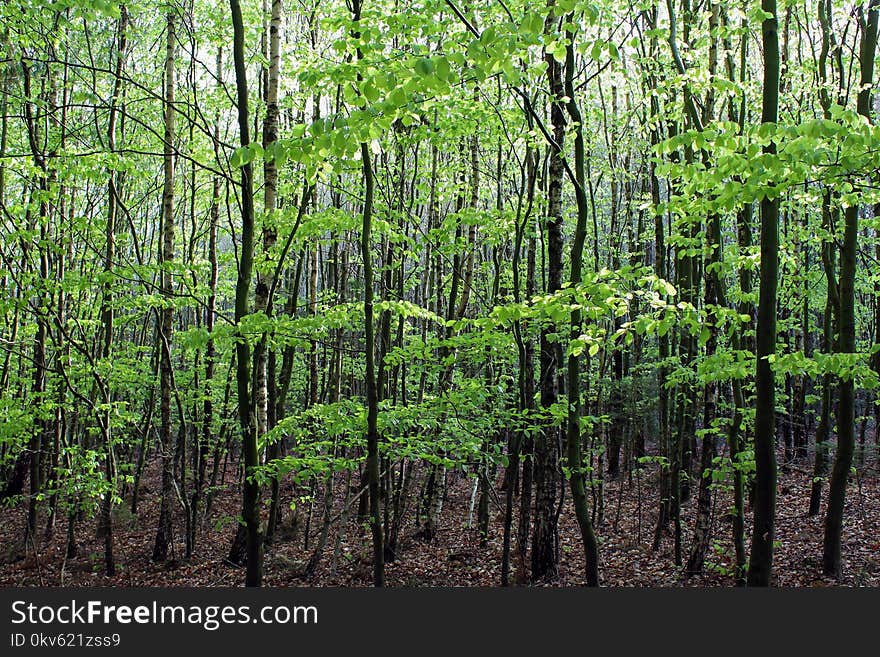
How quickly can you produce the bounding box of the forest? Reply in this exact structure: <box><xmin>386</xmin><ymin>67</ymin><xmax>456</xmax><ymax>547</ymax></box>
<box><xmin>0</xmin><ymin>0</ymin><xmax>878</xmax><ymax>589</ymax></box>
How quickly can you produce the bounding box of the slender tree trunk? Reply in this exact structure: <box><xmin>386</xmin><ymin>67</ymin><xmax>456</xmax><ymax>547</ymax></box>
<box><xmin>532</xmin><ymin>9</ymin><xmax>566</xmax><ymax>582</ymax></box>
<box><xmin>97</xmin><ymin>5</ymin><xmax>127</xmax><ymax>575</ymax></box>
<box><xmin>153</xmin><ymin>11</ymin><xmax>177</xmax><ymax>564</ymax></box>
<box><xmin>502</xmin><ymin>145</ymin><xmax>537</xmax><ymax>585</ymax></box>
<box><xmin>190</xmin><ymin>45</ymin><xmax>222</xmax><ymax>555</ymax></box>
<box><xmin>229</xmin><ymin>0</ymin><xmax>263</xmax><ymax>587</ymax></box>
<box><xmin>748</xmin><ymin>0</ymin><xmax>780</xmax><ymax>587</ymax></box>
<box><xmin>563</xmin><ymin>31</ymin><xmax>600</xmax><ymax>586</ymax></box>
<box><xmin>823</xmin><ymin>0</ymin><xmax>878</xmax><ymax>579</ymax></box>
<box><xmin>686</xmin><ymin>1</ymin><xmax>721</xmax><ymax>576</ymax></box>
<box><xmin>353</xmin><ymin>0</ymin><xmax>384</xmax><ymax>587</ymax></box>
<box><xmin>810</xmin><ymin>0</ymin><xmax>841</xmax><ymax>517</ymax></box>
<box><xmin>253</xmin><ymin>0</ymin><xmax>282</xmax><ymax>445</ymax></box>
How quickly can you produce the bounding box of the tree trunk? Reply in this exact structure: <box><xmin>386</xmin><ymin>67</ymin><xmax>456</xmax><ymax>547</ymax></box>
<box><xmin>229</xmin><ymin>0</ymin><xmax>263</xmax><ymax>587</ymax></box>
<box><xmin>748</xmin><ymin>0</ymin><xmax>780</xmax><ymax>587</ymax></box>
<box><xmin>153</xmin><ymin>11</ymin><xmax>176</xmax><ymax>564</ymax></box>
<box><xmin>823</xmin><ymin>0</ymin><xmax>878</xmax><ymax>579</ymax></box>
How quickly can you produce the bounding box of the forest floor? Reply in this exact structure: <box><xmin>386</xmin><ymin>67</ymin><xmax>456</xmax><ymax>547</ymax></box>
<box><xmin>1</xmin><ymin>451</ymin><xmax>878</xmax><ymax>587</ymax></box>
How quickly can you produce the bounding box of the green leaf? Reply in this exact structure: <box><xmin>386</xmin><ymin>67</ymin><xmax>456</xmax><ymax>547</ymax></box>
<box><xmin>362</xmin><ymin>80</ymin><xmax>380</xmax><ymax>103</ymax></box>
<box><xmin>434</xmin><ymin>56</ymin><xmax>451</xmax><ymax>82</ymax></box>
<box><xmin>414</xmin><ymin>57</ymin><xmax>434</xmax><ymax>78</ymax></box>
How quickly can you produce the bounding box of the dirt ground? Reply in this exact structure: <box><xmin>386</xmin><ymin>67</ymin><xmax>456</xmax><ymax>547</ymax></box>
<box><xmin>1</xmin><ymin>451</ymin><xmax>878</xmax><ymax>587</ymax></box>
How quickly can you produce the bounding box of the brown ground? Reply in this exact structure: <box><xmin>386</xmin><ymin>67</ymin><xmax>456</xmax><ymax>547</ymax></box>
<box><xmin>1</xmin><ymin>452</ymin><xmax>878</xmax><ymax>587</ymax></box>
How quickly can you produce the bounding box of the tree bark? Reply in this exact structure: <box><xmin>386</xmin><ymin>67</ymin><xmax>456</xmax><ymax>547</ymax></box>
<box><xmin>229</xmin><ymin>0</ymin><xmax>263</xmax><ymax>587</ymax></box>
<box><xmin>748</xmin><ymin>0</ymin><xmax>780</xmax><ymax>587</ymax></box>
<box><xmin>823</xmin><ymin>0</ymin><xmax>879</xmax><ymax>579</ymax></box>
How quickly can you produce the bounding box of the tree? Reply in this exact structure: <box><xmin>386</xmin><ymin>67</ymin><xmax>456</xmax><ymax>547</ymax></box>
<box><xmin>229</xmin><ymin>0</ymin><xmax>263</xmax><ymax>587</ymax></box>
<box><xmin>747</xmin><ymin>0</ymin><xmax>781</xmax><ymax>588</ymax></box>
<box><xmin>823</xmin><ymin>0</ymin><xmax>879</xmax><ymax>579</ymax></box>
<box><xmin>153</xmin><ymin>8</ymin><xmax>177</xmax><ymax>565</ymax></box>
